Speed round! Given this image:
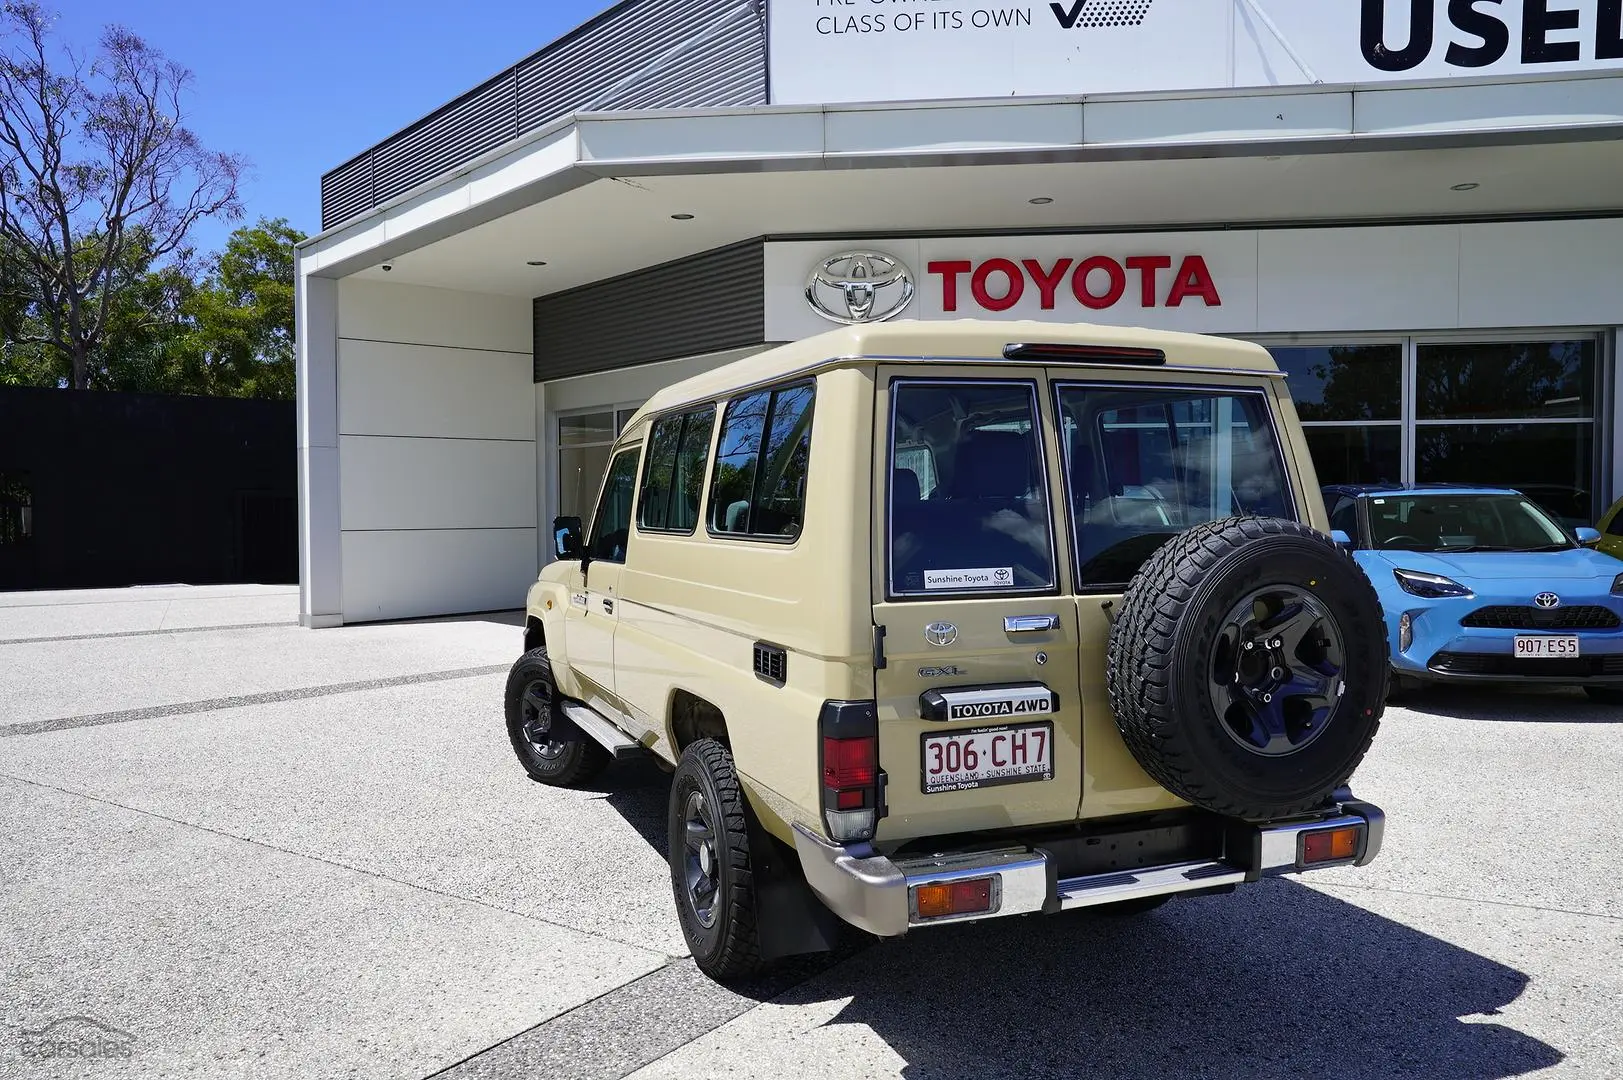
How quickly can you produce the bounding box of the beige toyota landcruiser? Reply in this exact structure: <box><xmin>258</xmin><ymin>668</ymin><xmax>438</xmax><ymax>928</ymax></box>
<box><xmin>505</xmin><ymin>320</ymin><xmax>1389</xmax><ymax>981</ymax></box>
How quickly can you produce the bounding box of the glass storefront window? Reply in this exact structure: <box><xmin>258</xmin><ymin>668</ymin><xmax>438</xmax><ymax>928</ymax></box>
<box><xmin>1262</xmin><ymin>337</ymin><xmax>1602</xmax><ymax>524</ymax></box>
<box><xmin>1416</xmin><ymin>423</ymin><xmax>1594</xmax><ymax>530</ymax></box>
<box><xmin>1417</xmin><ymin>341</ymin><xmax>1595</xmax><ymax>421</ymax></box>
<box><xmin>1302</xmin><ymin>426</ymin><xmax>1402</xmax><ymax>487</ymax></box>
<box><xmin>1269</xmin><ymin>345</ymin><xmax>1402</xmax><ymax>421</ymax></box>
<box><xmin>557</xmin><ymin>407</ymin><xmax>640</xmax><ymax>522</ymax></box>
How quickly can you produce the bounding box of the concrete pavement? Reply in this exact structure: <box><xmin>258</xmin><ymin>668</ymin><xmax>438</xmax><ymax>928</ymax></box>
<box><xmin>1</xmin><ymin>585</ymin><xmax>1619</xmax><ymax>1078</ymax></box>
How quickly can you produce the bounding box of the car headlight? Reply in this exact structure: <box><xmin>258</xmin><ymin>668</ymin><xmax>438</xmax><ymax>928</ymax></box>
<box><xmin>1612</xmin><ymin>573</ymin><xmax>1623</xmax><ymax>597</ymax></box>
<box><xmin>1393</xmin><ymin>568</ymin><xmax>1474</xmax><ymax>599</ymax></box>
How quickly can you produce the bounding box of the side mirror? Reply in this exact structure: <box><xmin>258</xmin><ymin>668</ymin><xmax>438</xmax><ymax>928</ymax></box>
<box><xmin>1575</xmin><ymin>526</ymin><xmax>1602</xmax><ymax>548</ymax></box>
<box><xmin>1329</xmin><ymin>529</ymin><xmax>1353</xmax><ymax>548</ymax></box>
<box><xmin>553</xmin><ymin>516</ymin><xmax>584</xmax><ymax>560</ymax></box>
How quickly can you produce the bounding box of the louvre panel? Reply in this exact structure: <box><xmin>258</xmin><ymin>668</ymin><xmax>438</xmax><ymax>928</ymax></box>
<box><xmin>318</xmin><ymin>0</ymin><xmax>766</xmax><ymax>231</ymax></box>
<box><xmin>601</xmin><ymin>9</ymin><xmax>766</xmax><ymax>110</ymax></box>
<box><xmin>320</xmin><ymin>157</ymin><xmax>373</xmax><ymax>231</ymax></box>
<box><xmin>533</xmin><ymin>241</ymin><xmax>764</xmax><ymax>382</ymax></box>
<box><xmin>374</xmin><ymin>72</ymin><xmax>517</xmax><ymax>205</ymax></box>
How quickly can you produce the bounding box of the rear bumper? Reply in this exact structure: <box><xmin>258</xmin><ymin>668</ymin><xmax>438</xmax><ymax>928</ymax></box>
<box><xmin>790</xmin><ymin>797</ymin><xmax>1384</xmax><ymax>938</ymax></box>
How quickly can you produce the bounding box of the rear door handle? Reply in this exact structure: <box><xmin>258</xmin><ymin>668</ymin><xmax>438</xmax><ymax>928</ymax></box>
<box><xmin>602</xmin><ymin>598</ymin><xmax>614</xmax><ymax>614</ymax></box>
<box><xmin>1004</xmin><ymin>614</ymin><xmax>1060</xmax><ymax>633</ymax></box>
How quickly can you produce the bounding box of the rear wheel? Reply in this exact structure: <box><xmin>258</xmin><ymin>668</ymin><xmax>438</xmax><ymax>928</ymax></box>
<box><xmin>1106</xmin><ymin>517</ymin><xmax>1387</xmax><ymax>821</ymax></box>
<box><xmin>668</xmin><ymin>739</ymin><xmax>765</xmax><ymax>981</ymax></box>
<box><xmin>1584</xmin><ymin>686</ymin><xmax>1623</xmax><ymax>706</ymax></box>
<box><xmin>504</xmin><ymin>649</ymin><xmax>610</xmax><ymax>786</ymax></box>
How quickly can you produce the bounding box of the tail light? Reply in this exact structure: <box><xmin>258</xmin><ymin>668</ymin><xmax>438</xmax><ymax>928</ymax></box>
<box><xmin>913</xmin><ymin>877</ymin><xmax>995</xmax><ymax>920</ymax></box>
<box><xmin>1300</xmin><ymin>824</ymin><xmax>1363</xmax><ymax>867</ymax></box>
<box><xmin>819</xmin><ymin>701</ymin><xmax>886</xmax><ymax>844</ymax></box>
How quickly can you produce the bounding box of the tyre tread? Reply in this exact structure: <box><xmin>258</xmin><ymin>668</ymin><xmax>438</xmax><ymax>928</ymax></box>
<box><xmin>1105</xmin><ymin>516</ymin><xmax>1387</xmax><ymax>820</ymax></box>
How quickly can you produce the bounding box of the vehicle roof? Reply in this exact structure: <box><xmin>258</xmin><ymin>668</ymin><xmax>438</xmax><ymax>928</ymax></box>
<box><xmin>630</xmin><ymin>319</ymin><xmax>1281</xmax><ymax>423</ymax></box>
<box><xmin>1323</xmin><ymin>482</ymin><xmax>1521</xmax><ymax>498</ymax></box>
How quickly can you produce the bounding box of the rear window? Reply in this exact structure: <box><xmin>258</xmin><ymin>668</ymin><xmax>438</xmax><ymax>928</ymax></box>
<box><xmin>888</xmin><ymin>380</ymin><xmax>1056</xmax><ymax>597</ymax></box>
<box><xmin>1057</xmin><ymin>385</ymin><xmax>1291</xmax><ymax>589</ymax></box>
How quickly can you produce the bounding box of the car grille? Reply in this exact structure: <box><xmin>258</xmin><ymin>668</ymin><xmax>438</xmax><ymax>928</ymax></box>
<box><xmin>1458</xmin><ymin>605</ymin><xmax>1621</xmax><ymax>630</ymax></box>
<box><xmin>1428</xmin><ymin>651</ymin><xmax>1623</xmax><ymax>678</ymax></box>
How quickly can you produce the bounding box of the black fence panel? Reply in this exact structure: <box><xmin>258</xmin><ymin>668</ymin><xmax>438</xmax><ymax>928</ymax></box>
<box><xmin>0</xmin><ymin>388</ymin><xmax>296</xmax><ymax>592</ymax></box>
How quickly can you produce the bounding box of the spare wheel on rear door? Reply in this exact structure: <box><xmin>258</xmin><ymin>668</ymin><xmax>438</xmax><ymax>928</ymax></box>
<box><xmin>1105</xmin><ymin>516</ymin><xmax>1387</xmax><ymax>821</ymax></box>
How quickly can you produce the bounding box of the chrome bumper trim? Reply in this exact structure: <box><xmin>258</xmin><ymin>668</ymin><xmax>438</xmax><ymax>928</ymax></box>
<box><xmin>1057</xmin><ymin>859</ymin><xmax>1245</xmax><ymax>910</ymax></box>
<box><xmin>1257</xmin><ymin>812</ymin><xmax>1374</xmax><ymax>873</ymax></box>
<box><xmin>790</xmin><ymin>796</ymin><xmax>1387</xmax><ymax>936</ymax></box>
<box><xmin>791</xmin><ymin>824</ymin><xmax>1048</xmax><ymax>937</ymax></box>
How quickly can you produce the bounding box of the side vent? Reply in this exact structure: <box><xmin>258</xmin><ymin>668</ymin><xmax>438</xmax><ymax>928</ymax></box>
<box><xmin>753</xmin><ymin>641</ymin><xmax>788</xmax><ymax>687</ymax></box>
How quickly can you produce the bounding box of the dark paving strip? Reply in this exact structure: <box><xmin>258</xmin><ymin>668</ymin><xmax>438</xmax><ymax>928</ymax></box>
<box><xmin>0</xmin><ymin>665</ymin><xmax>509</xmax><ymax>738</ymax></box>
<box><xmin>429</xmin><ymin>944</ymin><xmax>872</xmax><ymax>1080</ymax></box>
<box><xmin>0</xmin><ymin>621</ymin><xmax>291</xmax><ymax>646</ymax></box>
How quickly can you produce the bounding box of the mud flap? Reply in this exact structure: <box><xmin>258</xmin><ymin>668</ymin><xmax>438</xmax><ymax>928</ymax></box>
<box><xmin>747</xmin><ymin>814</ymin><xmax>842</xmax><ymax>960</ymax></box>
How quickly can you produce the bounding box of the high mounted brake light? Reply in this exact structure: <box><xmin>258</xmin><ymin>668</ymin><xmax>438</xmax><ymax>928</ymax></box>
<box><xmin>1002</xmin><ymin>342</ymin><xmax>1168</xmax><ymax>365</ymax></box>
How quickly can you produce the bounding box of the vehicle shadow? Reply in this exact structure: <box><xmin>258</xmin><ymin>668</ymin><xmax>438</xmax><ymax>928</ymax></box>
<box><xmin>1396</xmin><ymin>684</ymin><xmax>1622</xmax><ymax>723</ymax></box>
<box><xmin>776</xmin><ymin>881</ymin><xmax>1561</xmax><ymax>1080</ymax></box>
<box><xmin>590</xmin><ymin>759</ymin><xmax>1560</xmax><ymax>1078</ymax></box>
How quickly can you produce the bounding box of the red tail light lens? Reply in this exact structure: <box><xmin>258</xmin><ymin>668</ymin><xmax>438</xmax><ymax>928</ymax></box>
<box><xmin>823</xmin><ymin>737</ymin><xmax>876</xmax><ymax>789</ymax></box>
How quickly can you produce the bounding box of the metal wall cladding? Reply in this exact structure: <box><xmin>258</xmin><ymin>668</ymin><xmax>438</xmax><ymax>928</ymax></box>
<box><xmin>319</xmin><ymin>0</ymin><xmax>766</xmax><ymax>232</ymax></box>
<box><xmin>533</xmin><ymin>241</ymin><xmax>765</xmax><ymax>382</ymax></box>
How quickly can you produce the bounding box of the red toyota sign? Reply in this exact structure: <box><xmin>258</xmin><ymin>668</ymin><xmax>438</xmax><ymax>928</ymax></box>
<box><xmin>927</xmin><ymin>255</ymin><xmax>1221</xmax><ymax>313</ymax></box>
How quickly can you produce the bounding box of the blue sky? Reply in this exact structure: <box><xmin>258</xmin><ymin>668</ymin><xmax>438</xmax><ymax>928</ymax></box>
<box><xmin>58</xmin><ymin>0</ymin><xmax>613</xmax><ymax>254</ymax></box>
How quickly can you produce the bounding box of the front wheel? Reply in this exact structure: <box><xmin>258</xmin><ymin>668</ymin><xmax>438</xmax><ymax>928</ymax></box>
<box><xmin>668</xmin><ymin>739</ymin><xmax>765</xmax><ymax>981</ymax></box>
<box><xmin>504</xmin><ymin>649</ymin><xmax>610</xmax><ymax>786</ymax></box>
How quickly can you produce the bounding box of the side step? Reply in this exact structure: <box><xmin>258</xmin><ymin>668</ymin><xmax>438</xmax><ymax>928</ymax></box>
<box><xmin>1056</xmin><ymin>859</ymin><xmax>1246</xmax><ymax>910</ymax></box>
<box><xmin>560</xmin><ymin>702</ymin><xmax>644</xmax><ymax>760</ymax></box>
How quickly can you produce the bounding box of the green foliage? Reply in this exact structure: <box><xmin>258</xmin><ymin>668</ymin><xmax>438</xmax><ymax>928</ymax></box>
<box><xmin>0</xmin><ymin>217</ymin><xmax>304</xmax><ymax>398</ymax></box>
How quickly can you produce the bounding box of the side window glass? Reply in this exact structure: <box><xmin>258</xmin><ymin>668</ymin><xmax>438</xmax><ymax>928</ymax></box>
<box><xmin>637</xmin><ymin>405</ymin><xmax>715</xmax><ymax>534</ymax></box>
<box><xmin>637</xmin><ymin>415</ymin><xmax>683</xmax><ymax>531</ymax></box>
<box><xmin>888</xmin><ymin>380</ymin><xmax>1055</xmax><ymax>596</ymax></box>
<box><xmin>1329</xmin><ymin>498</ymin><xmax>1358</xmax><ymax>540</ymax></box>
<box><xmin>587</xmin><ymin>448</ymin><xmax>640</xmax><ymax>564</ymax></box>
<box><xmin>1058</xmin><ymin>385</ymin><xmax>1290</xmax><ymax>589</ymax></box>
<box><xmin>708</xmin><ymin>383</ymin><xmax>815</xmax><ymax>539</ymax></box>
<box><xmin>1606</xmin><ymin>502</ymin><xmax>1623</xmax><ymax>537</ymax></box>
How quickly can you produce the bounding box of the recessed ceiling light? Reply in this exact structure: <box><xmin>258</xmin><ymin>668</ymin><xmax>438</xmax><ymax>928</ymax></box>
<box><xmin>1450</xmin><ymin>182</ymin><xmax>1480</xmax><ymax>191</ymax></box>
<box><xmin>671</xmin><ymin>213</ymin><xmax>695</xmax><ymax>220</ymax></box>
<box><xmin>1028</xmin><ymin>197</ymin><xmax>1054</xmax><ymax>205</ymax></box>
<box><xmin>525</xmin><ymin>260</ymin><xmax>548</xmax><ymax>266</ymax></box>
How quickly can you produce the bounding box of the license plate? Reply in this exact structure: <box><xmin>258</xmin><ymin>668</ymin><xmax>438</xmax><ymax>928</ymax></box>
<box><xmin>1514</xmin><ymin>635</ymin><xmax>1580</xmax><ymax>658</ymax></box>
<box><xmin>921</xmin><ymin>721</ymin><xmax>1053</xmax><ymax>794</ymax></box>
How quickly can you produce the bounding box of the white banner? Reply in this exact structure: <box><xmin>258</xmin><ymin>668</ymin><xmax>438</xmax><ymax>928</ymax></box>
<box><xmin>768</xmin><ymin>0</ymin><xmax>1623</xmax><ymax>105</ymax></box>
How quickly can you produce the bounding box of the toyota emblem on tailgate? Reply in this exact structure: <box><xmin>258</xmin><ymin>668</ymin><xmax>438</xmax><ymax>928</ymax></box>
<box><xmin>1534</xmin><ymin>592</ymin><xmax>1561</xmax><ymax>609</ymax></box>
<box><xmin>924</xmin><ymin>621</ymin><xmax>958</xmax><ymax>647</ymax></box>
<box><xmin>805</xmin><ymin>252</ymin><xmax>915</xmax><ymax>325</ymax></box>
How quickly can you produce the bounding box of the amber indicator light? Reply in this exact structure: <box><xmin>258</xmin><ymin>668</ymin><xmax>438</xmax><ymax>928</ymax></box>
<box><xmin>914</xmin><ymin>878</ymin><xmax>994</xmax><ymax>919</ymax></box>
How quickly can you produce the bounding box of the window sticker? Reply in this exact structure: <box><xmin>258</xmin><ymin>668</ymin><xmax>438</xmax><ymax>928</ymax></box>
<box><xmin>924</xmin><ymin>567</ymin><xmax>1015</xmax><ymax>591</ymax></box>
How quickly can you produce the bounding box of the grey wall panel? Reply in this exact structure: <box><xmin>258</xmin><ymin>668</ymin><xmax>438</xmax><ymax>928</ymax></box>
<box><xmin>533</xmin><ymin>241</ymin><xmax>764</xmax><ymax>382</ymax></box>
<box><xmin>319</xmin><ymin>0</ymin><xmax>766</xmax><ymax>232</ymax></box>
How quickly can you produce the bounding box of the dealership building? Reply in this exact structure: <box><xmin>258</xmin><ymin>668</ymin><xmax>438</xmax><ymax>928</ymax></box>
<box><xmin>295</xmin><ymin>0</ymin><xmax>1623</xmax><ymax>626</ymax></box>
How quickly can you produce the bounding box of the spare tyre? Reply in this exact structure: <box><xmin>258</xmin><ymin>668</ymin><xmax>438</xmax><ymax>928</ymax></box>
<box><xmin>1105</xmin><ymin>516</ymin><xmax>1387</xmax><ymax>821</ymax></box>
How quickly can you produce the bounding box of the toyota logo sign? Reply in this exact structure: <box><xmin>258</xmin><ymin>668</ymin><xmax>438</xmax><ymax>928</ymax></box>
<box><xmin>805</xmin><ymin>252</ymin><xmax>915</xmax><ymax>325</ymax></box>
<box><xmin>1533</xmin><ymin>592</ymin><xmax>1562</xmax><ymax>609</ymax></box>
